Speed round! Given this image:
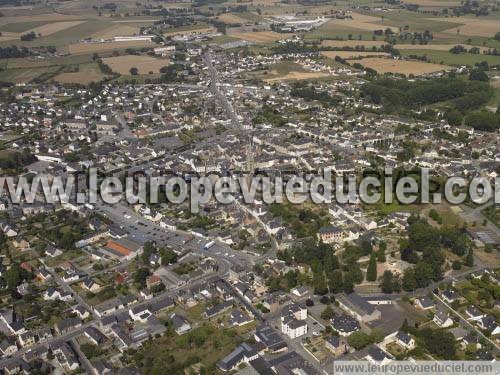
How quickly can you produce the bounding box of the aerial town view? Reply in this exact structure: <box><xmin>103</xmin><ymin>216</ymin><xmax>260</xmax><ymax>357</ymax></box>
<box><xmin>0</xmin><ymin>0</ymin><xmax>499</xmax><ymax>374</ymax></box>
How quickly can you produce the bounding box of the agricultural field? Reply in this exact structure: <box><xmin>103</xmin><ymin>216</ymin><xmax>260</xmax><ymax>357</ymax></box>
<box><xmin>92</xmin><ymin>24</ymin><xmax>141</xmax><ymax>40</ymax></box>
<box><xmin>69</xmin><ymin>40</ymin><xmax>153</xmax><ymax>54</ymax></box>
<box><xmin>229</xmin><ymin>31</ymin><xmax>293</xmax><ymax>43</ymax></box>
<box><xmin>398</xmin><ymin>50</ymin><xmax>500</xmax><ymax>66</ymax></box>
<box><xmin>350</xmin><ymin>57</ymin><xmax>449</xmax><ymax>76</ymax></box>
<box><xmin>216</xmin><ymin>13</ymin><xmax>253</xmax><ymax>25</ymax></box>
<box><xmin>54</xmin><ymin>62</ymin><xmax>108</xmax><ymax>84</ymax></box>
<box><xmin>432</xmin><ymin>16</ymin><xmax>500</xmax><ymax>37</ymax></box>
<box><xmin>258</xmin><ymin>61</ymin><xmax>330</xmax><ymax>82</ymax></box>
<box><xmin>102</xmin><ymin>55</ymin><xmax>169</xmax><ymax>75</ymax></box>
<box><xmin>322</xmin><ymin>50</ymin><xmax>389</xmax><ymax>59</ymax></box>
<box><xmin>321</xmin><ymin>39</ymin><xmax>388</xmax><ymax>48</ymax></box>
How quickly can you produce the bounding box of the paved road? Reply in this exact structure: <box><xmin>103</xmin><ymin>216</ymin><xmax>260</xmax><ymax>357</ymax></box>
<box><xmin>203</xmin><ymin>52</ymin><xmax>241</xmax><ymax>130</ymax></box>
<box><xmin>433</xmin><ymin>292</ymin><xmax>500</xmax><ymax>355</ymax></box>
<box><xmin>40</xmin><ymin>259</ymin><xmax>100</xmax><ymax>321</ymax></box>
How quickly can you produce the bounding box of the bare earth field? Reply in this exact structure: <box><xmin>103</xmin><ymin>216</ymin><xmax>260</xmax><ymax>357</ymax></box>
<box><xmin>92</xmin><ymin>25</ymin><xmax>140</xmax><ymax>39</ymax></box>
<box><xmin>217</xmin><ymin>13</ymin><xmax>249</xmax><ymax>24</ymax></box>
<box><xmin>322</xmin><ymin>50</ymin><xmax>390</xmax><ymax>59</ymax></box>
<box><xmin>229</xmin><ymin>31</ymin><xmax>293</xmax><ymax>43</ymax></box>
<box><xmin>54</xmin><ymin>63</ymin><xmax>106</xmax><ymax>84</ymax></box>
<box><xmin>69</xmin><ymin>40</ymin><xmax>153</xmax><ymax>54</ymax></box>
<box><xmin>433</xmin><ymin>17</ymin><xmax>500</xmax><ymax>37</ymax></box>
<box><xmin>350</xmin><ymin>57</ymin><xmax>449</xmax><ymax>76</ymax></box>
<box><xmin>264</xmin><ymin>71</ymin><xmax>329</xmax><ymax>82</ymax></box>
<box><xmin>321</xmin><ymin>40</ymin><xmax>388</xmax><ymax>48</ymax></box>
<box><xmin>102</xmin><ymin>55</ymin><xmax>169</xmax><ymax>75</ymax></box>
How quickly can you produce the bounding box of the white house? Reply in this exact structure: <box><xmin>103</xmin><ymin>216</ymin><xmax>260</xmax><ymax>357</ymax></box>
<box><xmin>433</xmin><ymin>310</ymin><xmax>453</xmax><ymax>328</ymax></box>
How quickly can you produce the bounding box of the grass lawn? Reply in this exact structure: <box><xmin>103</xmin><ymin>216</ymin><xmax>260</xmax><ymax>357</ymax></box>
<box><xmin>45</xmin><ymin>248</ymin><xmax>82</xmax><ymax>267</ymax></box>
<box><xmin>399</xmin><ymin>49</ymin><xmax>500</xmax><ymax>66</ymax></box>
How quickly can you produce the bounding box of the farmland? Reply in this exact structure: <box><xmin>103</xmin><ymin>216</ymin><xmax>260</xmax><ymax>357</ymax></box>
<box><xmin>398</xmin><ymin>50</ymin><xmax>500</xmax><ymax>66</ymax></box>
<box><xmin>229</xmin><ymin>31</ymin><xmax>292</xmax><ymax>43</ymax></box>
<box><xmin>322</xmin><ymin>51</ymin><xmax>390</xmax><ymax>59</ymax></box>
<box><xmin>350</xmin><ymin>57</ymin><xmax>449</xmax><ymax>76</ymax></box>
<box><xmin>102</xmin><ymin>55</ymin><xmax>169</xmax><ymax>75</ymax></box>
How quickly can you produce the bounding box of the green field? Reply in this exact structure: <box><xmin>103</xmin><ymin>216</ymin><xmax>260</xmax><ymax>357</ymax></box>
<box><xmin>0</xmin><ymin>19</ymin><xmax>110</xmax><ymax>49</ymax></box>
<box><xmin>305</xmin><ymin>24</ymin><xmax>383</xmax><ymax>41</ymax></box>
<box><xmin>0</xmin><ymin>65</ymin><xmax>61</xmax><ymax>83</ymax></box>
<box><xmin>0</xmin><ymin>20</ymin><xmax>51</xmax><ymax>33</ymax></box>
<box><xmin>399</xmin><ymin>49</ymin><xmax>500</xmax><ymax>66</ymax></box>
<box><xmin>360</xmin><ymin>10</ymin><xmax>463</xmax><ymax>33</ymax></box>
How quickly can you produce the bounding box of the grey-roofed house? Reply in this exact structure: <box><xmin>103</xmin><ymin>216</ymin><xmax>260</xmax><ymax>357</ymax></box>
<box><xmin>337</xmin><ymin>293</ymin><xmax>381</xmax><ymax>322</ymax></box>
<box><xmin>170</xmin><ymin>313</ymin><xmax>191</xmax><ymax>335</ymax></box>
<box><xmin>414</xmin><ymin>297</ymin><xmax>434</xmax><ymax>310</ymax></box>
<box><xmin>54</xmin><ymin>317</ymin><xmax>82</xmax><ymax>335</ymax></box>
<box><xmin>365</xmin><ymin>345</ymin><xmax>392</xmax><ymax>365</ymax></box>
<box><xmin>217</xmin><ymin>342</ymin><xmax>259</xmax><ymax>372</ymax></box>
<box><xmin>325</xmin><ymin>336</ymin><xmax>349</xmax><ymax>357</ymax></box>
<box><xmin>254</xmin><ymin>324</ymin><xmax>287</xmax><ymax>353</ymax></box>
<box><xmin>395</xmin><ymin>331</ymin><xmax>415</xmax><ymax>350</ymax></box>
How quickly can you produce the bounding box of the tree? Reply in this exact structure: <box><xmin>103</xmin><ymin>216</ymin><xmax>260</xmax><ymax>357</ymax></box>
<box><xmin>414</xmin><ymin>261</ymin><xmax>434</xmax><ymax>288</ymax></box>
<box><xmin>130</xmin><ymin>67</ymin><xmax>139</xmax><ymax>75</ymax></box>
<box><xmin>343</xmin><ymin>273</ymin><xmax>354</xmax><ymax>294</ymax></box>
<box><xmin>465</xmin><ymin>249</ymin><xmax>474</xmax><ymax>267</ymax></box>
<box><xmin>469</xmin><ymin>69</ymin><xmax>489</xmax><ymax>82</ymax></box>
<box><xmin>305</xmin><ymin>298</ymin><xmax>314</xmax><ymax>307</ymax></box>
<box><xmin>420</xmin><ymin>328</ymin><xmax>456</xmax><ymax>359</ymax></box>
<box><xmin>328</xmin><ymin>269</ymin><xmax>343</xmax><ymax>293</ymax></box>
<box><xmin>133</xmin><ymin>268</ymin><xmax>150</xmax><ymax>288</ymax></box>
<box><xmin>366</xmin><ymin>254</ymin><xmax>377</xmax><ymax>282</ymax></box>
<box><xmin>313</xmin><ymin>268</ymin><xmax>328</xmax><ymax>295</ymax></box>
<box><xmin>347</xmin><ymin>331</ymin><xmax>372</xmax><ymax>350</ymax></box>
<box><xmin>445</xmin><ymin>109</ymin><xmax>463</xmax><ymax>126</ymax></box>
<box><xmin>351</xmin><ymin>264</ymin><xmax>364</xmax><ymax>284</ymax></box>
<box><xmin>321</xmin><ymin>305</ymin><xmax>335</xmax><ymax>320</ymax></box>
<box><xmin>452</xmin><ymin>260</ymin><xmax>462</xmax><ymax>270</ymax></box>
<box><xmin>402</xmin><ymin>268</ymin><xmax>417</xmax><ymax>291</ymax></box>
<box><xmin>380</xmin><ymin>271</ymin><xmax>394</xmax><ymax>293</ymax></box>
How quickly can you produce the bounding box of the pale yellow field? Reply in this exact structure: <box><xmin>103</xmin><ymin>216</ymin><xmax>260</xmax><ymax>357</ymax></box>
<box><xmin>0</xmin><ymin>32</ymin><xmax>19</xmax><ymax>42</ymax></box>
<box><xmin>395</xmin><ymin>43</ymin><xmax>491</xmax><ymax>53</ymax></box>
<box><xmin>351</xmin><ymin>57</ymin><xmax>449</xmax><ymax>76</ymax></box>
<box><xmin>102</xmin><ymin>55</ymin><xmax>169</xmax><ymax>75</ymax></box>
<box><xmin>322</xmin><ymin>40</ymin><xmax>388</xmax><ymax>48</ymax></box>
<box><xmin>230</xmin><ymin>31</ymin><xmax>293</xmax><ymax>43</ymax></box>
<box><xmin>93</xmin><ymin>25</ymin><xmax>140</xmax><ymax>40</ymax></box>
<box><xmin>322</xmin><ymin>51</ymin><xmax>390</xmax><ymax>59</ymax></box>
<box><xmin>163</xmin><ymin>26</ymin><xmax>216</xmax><ymax>37</ymax></box>
<box><xmin>433</xmin><ymin>17</ymin><xmax>500</xmax><ymax>37</ymax></box>
<box><xmin>54</xmin><ymin>64</ymin><xmax>106</xmax><ymax>85</ymax></box>
<box><xmin>217</xmin><ymin>13</ymin><xmax>249</xmax><ymax>24</ymax></box>
<box><xmin>264</xmin><ymin>71</ymin><xmax>329</xmax><ymax>82</ymax></box>
<box><xmin>68</xmin><ymin>40</ymin><xmax>153</xmax><ymax>54</ymax></box>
